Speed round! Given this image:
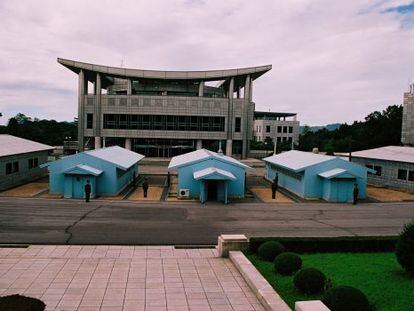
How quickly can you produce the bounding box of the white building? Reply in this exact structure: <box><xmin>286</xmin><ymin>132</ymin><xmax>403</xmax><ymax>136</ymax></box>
<box><xmin>253</xmin><ymin>111</ymin><xmax>299</xmax><ymax>146</ymax></box>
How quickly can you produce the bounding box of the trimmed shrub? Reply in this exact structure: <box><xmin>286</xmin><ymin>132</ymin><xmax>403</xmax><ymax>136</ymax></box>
<box><xmin>293</xmin><ymin>268</ymin><xmax>326</xmax><ymax>294</ymax></box>
<box><xmin>274</xmin><ymin>252</ymin><xmax>302</xmax><ymax>275</ymax></box>
<box><xmin>249</xmin><ymin>236</ymin><xmax>397</xmax><ymax>254</ymax></box>
<box><xmin>395</xmin><ymin>221</ymin><xmax>414</xmax><ymax>274</ymax></box>
<box><xmin>322</xmin><ymin>286</ymin><xmax>370</xmax><ymax>311</ymax></box>
<box><xmin>0</xmin><ymin>294</ymin><xmax>45</xmax><ymax>311</ymax></box>
<box><xmin>257</xmin><ymin>241</ymin><xmax>285</xmax><ymax>261</ymax></box>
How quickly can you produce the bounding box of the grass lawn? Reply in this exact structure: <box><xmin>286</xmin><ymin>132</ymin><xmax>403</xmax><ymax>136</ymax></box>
<box><xmin>248</xmin><ymin>253</ymin><xmax>414</xmax><ymax>311</ymax></box>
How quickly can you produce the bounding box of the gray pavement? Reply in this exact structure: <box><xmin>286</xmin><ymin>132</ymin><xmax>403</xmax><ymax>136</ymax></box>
<box><xmin>0</xmin><ymin>197</ymin><xmax>413</xmax><ymax>245</ymax></box>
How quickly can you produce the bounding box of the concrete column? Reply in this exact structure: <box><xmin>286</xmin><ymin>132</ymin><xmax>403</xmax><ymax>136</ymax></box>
<box><xmin>125</xmin><ymin>138</ymin><xmax>132</xmax><ymax>150</ymax></box>
<box><xmin>242</xmin><ymin>75</ymin><xmax>251</xmax><ymax>159</ymax></box>
<box><xmin>226</xmin><ymin>77</ymin><xmax>234</xmax><ymax>157</ymax></box>
<box><xmin>196</xmin><ymin>139</ymin><xmax>202</xmax><ymax>150</ymax></box>
<box><xmin>127</xmin><ymin>79</ymin><xmax>132</xmax><ymax>95</ymax></box>
<box><xmin>225</xmin><ymin>139</ymin><xmax>232</xmax><ymax>156</ymax></box>
<box><xmin>94</xmin><ymin>137</ymin><xmax>101</xmax><ymax>149</ymax></box>
<box><xmin>198</xmin><ymin>81</ymin><xmax>204</xmax><ymax>97</ymax></box>
<box><xmin>94</xmin><ymin>73</ymin><xmax>102</xmax><ymax>141</ymax></box>
<box><xmin>77</xmin><ymin>70</ymin><xmax>86</xmax><ymax>152</ymax></box>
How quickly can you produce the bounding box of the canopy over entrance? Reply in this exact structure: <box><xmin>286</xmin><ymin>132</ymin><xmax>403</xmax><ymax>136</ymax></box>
<box><xmin>194</xmin><ymin>167</ymin><xmax>235</xmax><ymax>204</ymax></box>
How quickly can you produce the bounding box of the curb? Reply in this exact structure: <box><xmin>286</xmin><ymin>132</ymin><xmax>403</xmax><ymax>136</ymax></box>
<box><xmin>229</xmin><ymin>251</ymin><xmax>291</xmax><ymax>311</ymax></box>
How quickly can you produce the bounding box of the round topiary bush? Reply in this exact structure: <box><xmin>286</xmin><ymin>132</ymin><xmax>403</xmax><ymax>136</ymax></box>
<box><xmin>274</xmin><ymin>252</ymin><xmax>302</xmax><ymax>275</ymax></box>
<box><xmin>322</xmin><ymin>286</ymin><xmax>370</xmax><ymax>311</ymax></box>
<box><xmin>293</xmin><ymin>267</ymin><xmax>326</xmax><ymax>294</ymax></box>
<box><xmin>257</xmin><ymin>241</ymin><xmax>285</xmax><ymax>261</ymax></box>
<box><xmin>0</xmin><ymin>294</ymin><xmax>45</xmax><ymax>311</ymax></box>
<box><xmin>395</xmin><ymin>221</ymin><xmax>414</xmax><ymax>274</ymax></box>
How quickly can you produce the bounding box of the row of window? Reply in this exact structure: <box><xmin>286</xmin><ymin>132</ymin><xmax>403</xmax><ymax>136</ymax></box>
<box><xmin>101</xmin><ymin>114</ymin><xmax>227</xmax><ymax>132</ymax></box>
<box><xmin>398</xmin><ymin>169</ymin><xmax>414</xmax><ymax>182</ymax></box>
<box><xmin>365</xmin><ymin>164</ymin><xmax>414</xmax><ymax>182</ymax></box>
<box><xmin>256</xmin><ymin>136</ymin><xmax>293</xmax><ymax>143</ymax></box>
<box><xmin>5</xmin><ymin>158</ymin><xmax>39</xmax><ymax>175</ymax></box>
<box><xmin>365</xmin><ymin>164</ymin><xmax>382</xmax><ymax>176</ymax></box>
<box><xmin>256</xmin><ymin>125</ymin><xmax>293</xmax><ymax>133</ymax></box>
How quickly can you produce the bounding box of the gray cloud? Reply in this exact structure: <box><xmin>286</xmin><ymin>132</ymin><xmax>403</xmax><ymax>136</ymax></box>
<box><xmin>0</xmin><ymin>0</ymin><xmax>413</xmax><ymax>126</ymax></box>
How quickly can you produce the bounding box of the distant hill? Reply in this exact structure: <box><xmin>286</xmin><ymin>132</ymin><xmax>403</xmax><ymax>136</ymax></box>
<box><xmin>300</xmin><ymin>123</ymin><xmax>341</xmax><ymax>133</ymax></box>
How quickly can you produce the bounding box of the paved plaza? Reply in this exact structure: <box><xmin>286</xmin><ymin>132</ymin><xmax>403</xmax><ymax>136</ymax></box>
<box><xmin>0</xmin><ymin>245</ymin><xmax>263</xmax><ymax>311</ymax></box>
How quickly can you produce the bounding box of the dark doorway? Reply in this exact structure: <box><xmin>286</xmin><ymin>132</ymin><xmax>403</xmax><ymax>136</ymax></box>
<box><xmin>206</xmin><ymin>181</ymin><xmax>218</xmax><ymax>201</ymax></box>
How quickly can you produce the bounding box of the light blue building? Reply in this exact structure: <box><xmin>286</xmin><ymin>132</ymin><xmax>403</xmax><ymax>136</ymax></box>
<box><xmin>45</xmin><ymin>146</ymin><xmax>144</xmax><ymax>198</ymax></box>
<box><xmin>168</xmin><ymin>149</ymin><xmax>251</xmax><ymax>204</ymax></box>
<box><xmin>264</xmin><ymin>150</ymin><xmax>373</xmax><ymax>202</ymax></box>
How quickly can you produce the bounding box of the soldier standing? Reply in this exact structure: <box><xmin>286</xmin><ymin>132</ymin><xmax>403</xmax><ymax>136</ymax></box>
<box><xmin>84</xmin><ymin>180</ymin><xmax>91</xmax><ymax>203</ymax></box>
<box><xmin>271</xmin><ymin>174</ymin><xmax>278</xmax><ymax>199</ymax></box>
<box><xmin>353</xmin><ymin>183</ymin><xmax>359</xmax><ymax>205</ymax></box>
<box><xmin>142</xmin><ymin>178</ymin><xmax>149</xmax><ymax>198</ymax></box>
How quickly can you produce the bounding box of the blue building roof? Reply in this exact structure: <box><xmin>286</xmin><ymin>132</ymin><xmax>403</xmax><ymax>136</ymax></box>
<box><xmin>168</xmin><ymin>149</ymin><xmax>251</xmax><ymax>170</ymax></box>
<box><xmin>85</xmin><ymin>146</ymin><xmax>144</xmax><ymax>170</ymax></box>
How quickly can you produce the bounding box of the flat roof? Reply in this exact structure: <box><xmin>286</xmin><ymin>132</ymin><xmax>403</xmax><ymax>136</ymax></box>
<box><xmin>58</xmin><ymin>58</ymin><xmax>272</xmax><ymax>88</ymax></box>
<box><xmin>0</xmin><ymin>135</ymin><xmax>54</xmax><ymax>157</ymax></box>
<box><xmin>352</xmin><ymin>146</ymin><xmax>414</xmax><ymax>164</ymax></box>
<box><xmin>254</xmin><ymin>111</ymin><xmax>297</xmax><ymax>118</ymax></box>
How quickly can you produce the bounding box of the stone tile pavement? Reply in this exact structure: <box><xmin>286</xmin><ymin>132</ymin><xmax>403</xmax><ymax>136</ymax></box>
<box><xmin>0</xmin><ymin>246</ymin><xmax>265</xmax><ymax>311</ymax></box>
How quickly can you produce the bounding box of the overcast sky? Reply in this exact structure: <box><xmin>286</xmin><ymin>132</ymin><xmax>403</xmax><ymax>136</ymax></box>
<box><xmin>0</xmin><ymin>0</ymin><xmax>414</xmax><ymax>126</ymax></box>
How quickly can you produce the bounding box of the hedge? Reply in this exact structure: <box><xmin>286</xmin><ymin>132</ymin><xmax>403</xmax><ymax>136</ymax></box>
<box><xmin>248</xmin><ymin>236</ymin><xmax>398</xmax><ymax>254</ymax></box>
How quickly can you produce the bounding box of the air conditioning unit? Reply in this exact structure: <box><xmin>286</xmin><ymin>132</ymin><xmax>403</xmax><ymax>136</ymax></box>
<box><xmin>179</xmin><ymin>189</ymin><xmax>190</xmax><ymax>197</ymax></box>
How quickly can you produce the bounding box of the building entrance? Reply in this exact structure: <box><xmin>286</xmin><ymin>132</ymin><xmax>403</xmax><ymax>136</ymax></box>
<box><xmin>206</xmin><ymin>181</ymin><xmax>218</xmax><ymax>201</ymax></box>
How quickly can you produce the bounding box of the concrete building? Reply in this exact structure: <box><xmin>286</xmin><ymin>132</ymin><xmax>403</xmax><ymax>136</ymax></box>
<box><xmin>264</xmin><ymin>150</ymin><xmax>372</xmax><ymax>202</ymax></box>
<box><xmin>351</xmin><ymin>146</ymin><xmax>414</xmax><ymax>193</ymax></box>
<box><xmin>253</xmin><ymin>111</ymin><xmax>299</xmax><ymax>146</ymax></box>
<box><xmin>402</xmin><ymin>84</ymin><xmax>414</xmax><ymax>145</ymax></box>
<box><xmin>45</xmin><ymin>146</ymin><xmax>144</xmax><ymax>198</ymax></box>
<box><xmin>168</xmin><ymin>149</ymin><xmax>251</xmax><ymax>204</ymax></box>
<box><xmin>58</xmin><ymin>58</ymin><xmax>272</xmax><ymax>159</ymax></box>
<box><xmin>0</xmin><ymin>135</ymin><xmax>54</xmax><ymax>190</ymax></box>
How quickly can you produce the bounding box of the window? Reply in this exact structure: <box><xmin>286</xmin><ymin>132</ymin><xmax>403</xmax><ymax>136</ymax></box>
<box><xmin>289</xmin><ymin>126</ymin><xmax>293</xmax><ymax>133</ymax></box>
<box><xmin>398</xmin><ymin>169</ymin><xmax>408</xmax><ymax>180</ymax></box>
<box><xmin>409</xmin><ymin>171</ymin><xmax>414</xmax><ymax>182</ymax></box>
<box><xmin>6</xmin><ymin>161</ymin><xmax>19</xmax><ymax>174</ymax></box>
<box><xmin>288</xmin><ymin>137</ymin><xmax>292</xmax><ymax>143</ymax></box>
<box><xmin>103</xmin><ymin>114</ymin><xmax>225</xmax><ymax>132</ymax></box>
<box><xmin>277</xmin><ymin>137</ymin><xmax>281</xmax><ymax>143</ymax></box>
<box><xmin>235</xmin><ymin>117</ymin><xmax>241</xmax><ymax>132</ymax></box>
<box><xmin>28</xmin><ymin>158</ymin><xmax>39</xmax><ymax>169</ymax></box>
<box><xmin>283</xmin><ymin>126</ymin><xmax>287</xmax><ymax>133</ymax></box>
<box><xmin>277</xmin><ymin>126</ymin><xmax>282</xmax><ymax>133</ymax></box>
<box><xmin>366</xmin><ymin>164</ymin><xmax>374</xmax><ymax>175</ymax></box>
<box><xmin>266</xmin><ymin>125</ymin><xmax>271</xmax><ymax>133</ymax></box>
<box><xmin>373</xmin><ymin>166</ymin><xmax>382</xmax><ymax>176</ymax></box>
<box><xmin>13</xmin><ymin>161</ymin><xmax>19</xmax><ymax>173</ymax></box>
<box><xmin>86</xmin><ymin>113</ymin><xmax>93</xmax><ymax>129</ymax></box>
<box><xmin>6</xmin><ymin>163</ymin><xmax>12</xmax><ymax>175</ymax></box>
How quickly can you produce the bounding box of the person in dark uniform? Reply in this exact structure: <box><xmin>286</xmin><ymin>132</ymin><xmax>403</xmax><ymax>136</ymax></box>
<box><xmin>353</xmin><ymin>183</ymin><xmax>359</xmax><ymax>205</ymax></box>
<box><xmin>84</xmin><ymin>180</ymin><xmax>91</xmax><ymax>203</ymax></box>
<box><xmin>142</xmin><ymin>178</ymin><xmax>149</xmax><ymax>198</ymax></box>
<box><xmin>271</xmin><ymin>174</ymin><xmax>278</xmax><ymax>199</ymax></box>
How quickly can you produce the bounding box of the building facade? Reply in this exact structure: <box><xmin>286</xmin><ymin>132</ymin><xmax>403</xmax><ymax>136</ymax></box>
<box><xmin>58</xmin><ymin>58</ymin><xmax>272</xmax><ymax>159</ymax></box>
<box><xmin>253</xmin><ymin>112</ymin><xmax>300</xmax><ymax>146</ymax></box>
<box><xmin>168</xmin><ymin>149</ymin><xmax>250</xmax><ymax>204</ymax></box>
<box><xmin>46</xmin><ymin>146</ymin><xmax>144</xmax><ymax>198</ymax></box>
<box><xmin>351</xmin><ymin>146</ymin><xmax>414</xmax><ymax>193</ymax></box>
<box><xmin>402</xmin><ymin>84</ymin><xmax>414</xmax><ymax>146</ymax></box>
<box><xmin>0</xmin><ymin>135</ymin><xmax>54</xmax><ymax>190</ymax></box>
<box><xmin>264</xmin><ymin>150</ymin><xmax>371</xmax><ymax>202</ymax></box>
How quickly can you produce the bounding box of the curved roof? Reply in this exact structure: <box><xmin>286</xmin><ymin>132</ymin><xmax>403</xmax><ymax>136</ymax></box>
<box><xmin>57</xmin><ymin>58</ymin><xmax>272</xmax><ymax>82</ymax></box>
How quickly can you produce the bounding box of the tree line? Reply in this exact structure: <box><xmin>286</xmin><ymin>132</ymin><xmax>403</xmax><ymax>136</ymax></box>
<box><xmin>0</xmin><ymin>113</ymin><xmax>77</xmax><ymax>146</ymax></box>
